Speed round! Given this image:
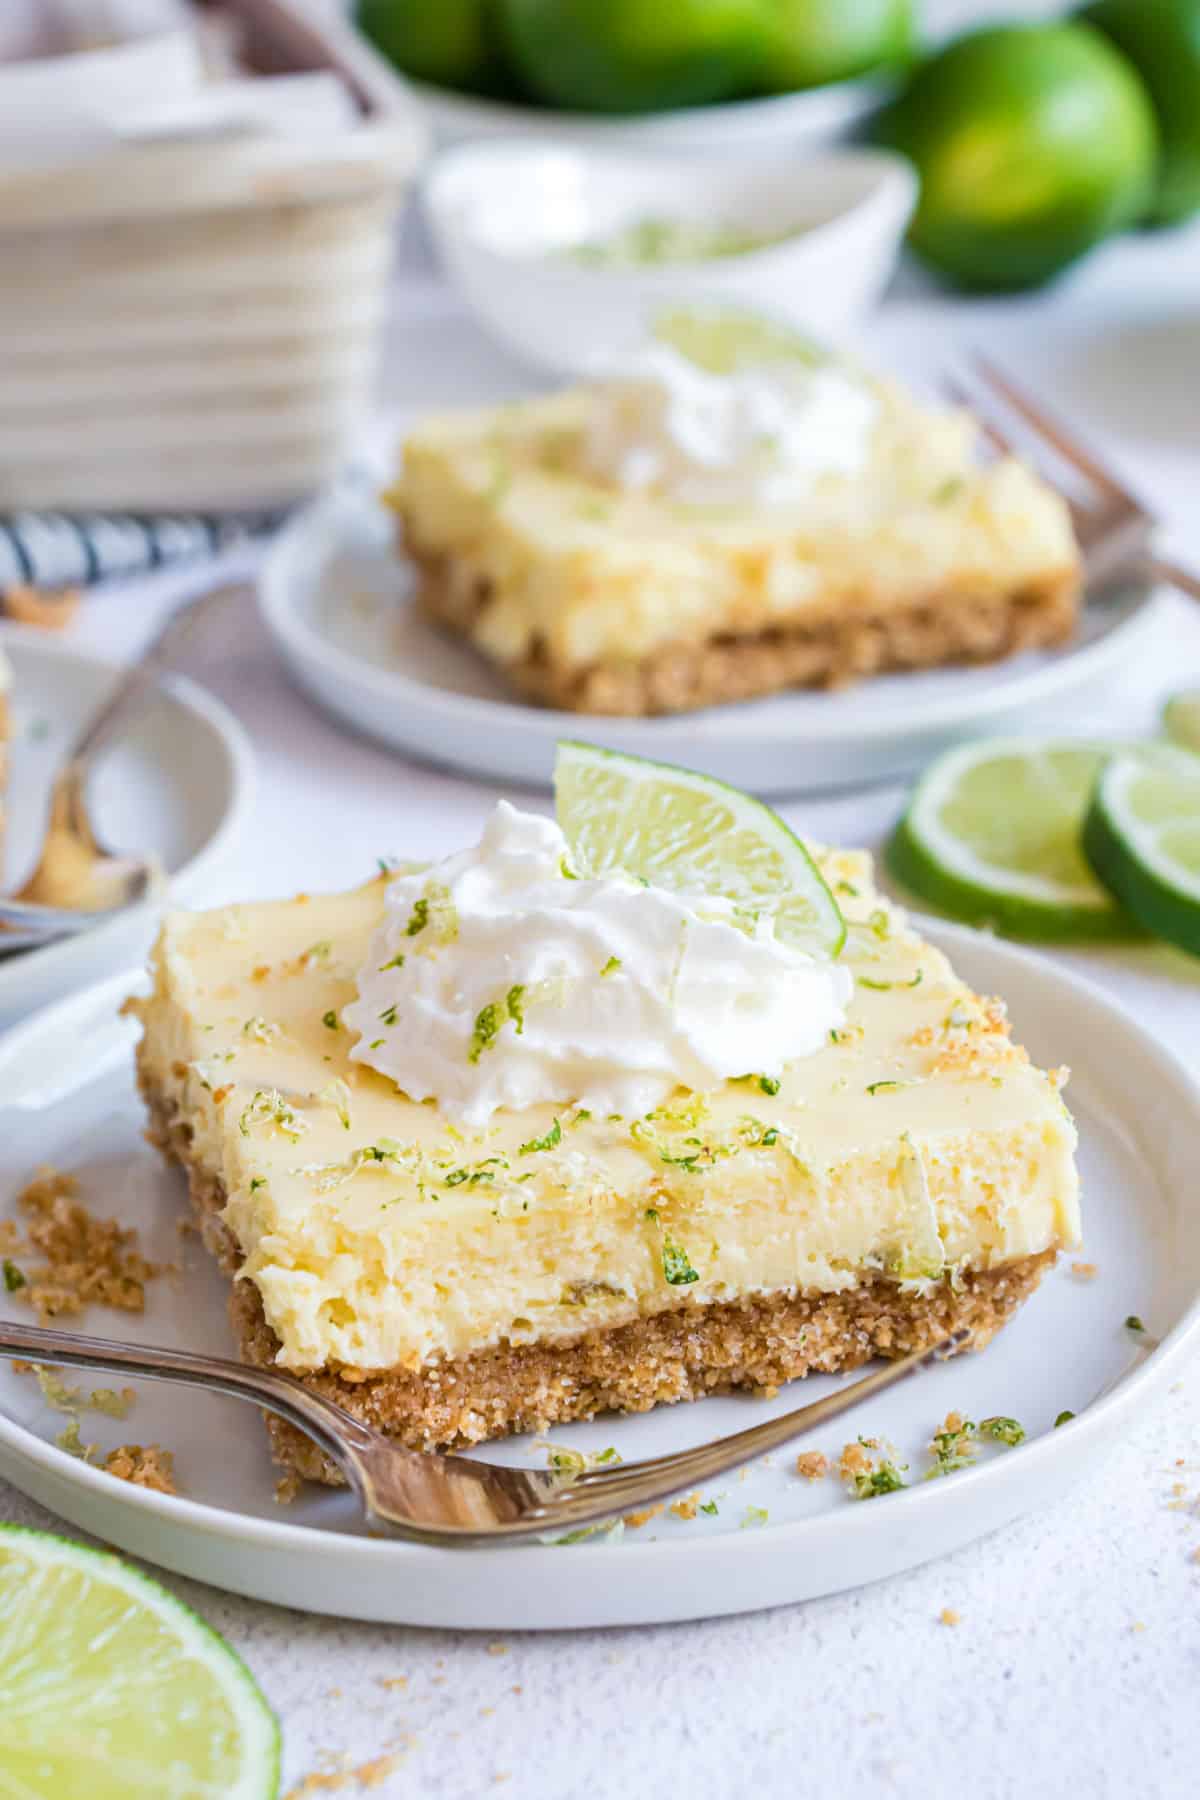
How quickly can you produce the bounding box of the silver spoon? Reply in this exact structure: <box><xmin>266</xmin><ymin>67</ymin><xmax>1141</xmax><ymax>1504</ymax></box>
<box><xmin>0</xmin><ymin>582</ymin><xmax>245</xmax><ymax>953</ymax></box>
<box><xmin>0</xmin><ymin>1318</ymin><xmax>969</xmax><ymax>1545</ymax></box>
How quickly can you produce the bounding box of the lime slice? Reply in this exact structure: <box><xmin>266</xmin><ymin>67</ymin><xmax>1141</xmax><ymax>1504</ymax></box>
<box><xmin>1162</xmin><ymin>687</ymin><xmax>1200</xmax><ymax>753</ymax></box>
<box><xmin>554</xmin><ymin>740</ymin><xmax>845</xmax><ymax>957</ymax></box>
<box><xmin>0</xmin><ymin>1527</ymin><xmax>279</xmax><ymax>1797</ymax></box>
<box><xmin>888</xmin><ymin>737</ymin><xmax>1137</xmax><ymax>940</ymax></box>
<box><xmin>1083</xmin><ymin>746</ymin><xmax>1200</xmax><ymax>957</ymax></box>
<box><xmin>652</xmin><ymin>304</ymin><xmax>827</xmax><ymax>375</ymax></box>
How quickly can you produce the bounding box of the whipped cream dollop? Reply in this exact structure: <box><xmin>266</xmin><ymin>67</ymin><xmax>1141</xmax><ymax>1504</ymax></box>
<box><xmin>581</xmin><ymin>343</ymin><xmax>877</xmax><ymax>509</ymax></box>
<box><xmin>346</xmin><ymin>801</ymin><xmax>852</xmax><ymax>1127</ymax></box>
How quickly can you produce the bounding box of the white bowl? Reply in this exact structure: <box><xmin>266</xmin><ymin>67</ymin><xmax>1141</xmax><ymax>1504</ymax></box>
<box><xmin>408</xmin><ymin>71</ymin><xmax>888</xmax><ymax>151</ymax></box>
<box><xmin>422</xmin><ymin>139</ymin><xmax>917</xmax><ymax>376</ymax></box>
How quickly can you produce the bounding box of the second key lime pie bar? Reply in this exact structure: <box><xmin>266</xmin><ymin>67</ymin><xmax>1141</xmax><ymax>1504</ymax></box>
<box><xmin>131</xmin><ymin>747</ymin><xmax>1080</xmax><ymax>1483</ymax></box>
<box><xmin>391</xmin><ymin>329</ymin><xmax>1081</xmax><ymax>716</ymax></box>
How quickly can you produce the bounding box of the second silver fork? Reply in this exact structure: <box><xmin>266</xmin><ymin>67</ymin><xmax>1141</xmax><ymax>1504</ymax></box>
<box><xmin>943</xmin><ymin>353</ymin><xmax>1200</xmax><ymax>604</ymax></box>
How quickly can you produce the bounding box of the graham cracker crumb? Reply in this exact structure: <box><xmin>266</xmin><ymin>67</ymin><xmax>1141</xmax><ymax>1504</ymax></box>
<box><xmin>486</xmin><ymin>1642</ymin><xmax>508</xmax><ymax>1656</ymax></box>
<box><xmin>2</xmin><ymin>583</ymin><xmax>80</xmax><ymax>631</ymax></box>
<box><xmin>103</xmin><ymin>1443</ymin><xmax>177</xmax><ymax>1495</ymax></box>
<box><xmin>379</xmin><ymin>1676</ymin><xmax>407</xmax><ymax>1692</ymax></box>
<box><xmin>1071</xmin><ymin>1262</ymin><xmax>1099</xmax><ymax>1282</ymax></box>
<box><xmin>665</xmin><ymin>1490</ymin><xmax>705</xmax><ymax>1519</ymax></box>
<box><xmin>8</xmin><ymin>1166</ymin><xmax>160</xmax><ymax>1321</ymax></box>
<box><xmin>839</xmin><ymin>1442</ymin><xmax>872</xmax><ymax>1476</ymax></box>
<box><xmin>283</xmin><ymin>1756</ymin><xmax>401</xmax><ymax>1797</ymax></box>
<box><xmin>939</xmin><ymin>1608</ymin><xmax>961</xmax><ymax>1627</ymax></box>
<box><xmin>795</xmin><ymin>1451</ymin><xmax>829</xmax><ymax>1481</ymax></box>
<box><xmin>275</xmin><ymin>1472</ymin><xmax>302</xmax><ymax>1506</ymax></box>
<box><xmin>669</xmin><ymin>1491</ymin><xmax>701</xmax><ymax>1520</ymax></box>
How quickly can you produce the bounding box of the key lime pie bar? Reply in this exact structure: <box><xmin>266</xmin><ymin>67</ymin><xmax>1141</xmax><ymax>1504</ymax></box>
<box><xmin>391</xmin><ymin>327</ymin><xmax>1081</xmax><ymax>716</ymax></box>
<box><xmin>131</xmin><ymin>747</ymin><xmax>1080</xmax><ymax>1483</ymax></box>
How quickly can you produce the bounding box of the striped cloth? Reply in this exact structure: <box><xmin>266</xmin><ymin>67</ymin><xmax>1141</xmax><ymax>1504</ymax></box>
<box><xmin>0</xmin><ymin>509</ymin><xmax>284</xmax><ymax>592</ymax></box>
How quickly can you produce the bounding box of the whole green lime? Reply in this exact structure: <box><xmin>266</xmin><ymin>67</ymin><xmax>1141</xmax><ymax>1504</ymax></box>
<box><xmin>496</xmin><ymin>0</ymin><xmax>768</xmax><ymax>113</ymax></box>
<box><xmin>876</xmin><ymin>22</ymin><xmax>1158</xmax><ymax>290</ymax></box>
<box><xmin>356</xmin><ymin>0</ymin><xmax>507</xmax><ymax>95</ymax></box>
<box><xmin>1083</xmin><ymin>0</ymin><xmax>1200</xmax><ymax>223</ymax></box>
<box><xmin>758</xmin><ymin>0</ymin><xmax>914</xmax><ymax>93</ymax></box>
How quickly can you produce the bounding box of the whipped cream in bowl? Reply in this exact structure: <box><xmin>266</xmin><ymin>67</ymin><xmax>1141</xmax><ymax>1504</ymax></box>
<box><xmin>344</xmin><ymin>801</ymin><xmax>852</xmax><ymax>1127</ymax></box>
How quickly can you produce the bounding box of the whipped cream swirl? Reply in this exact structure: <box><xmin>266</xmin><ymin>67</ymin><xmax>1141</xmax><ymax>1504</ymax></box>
<box><xmin>582</xmin><ymin>343</ymin><xmax>877</xmax><ymax>508</ymax></box>
<box><xmin>346</xmin><ymin>801</ymin><xmax>851</xmax><ymax>1127</ymax></box>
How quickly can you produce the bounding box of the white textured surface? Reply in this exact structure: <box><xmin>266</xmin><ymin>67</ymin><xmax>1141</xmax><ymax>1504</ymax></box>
<box><xmin>5</xmin><ymin>108</ymin><xmax>1200</xmax><ymax>1795</ymax></box>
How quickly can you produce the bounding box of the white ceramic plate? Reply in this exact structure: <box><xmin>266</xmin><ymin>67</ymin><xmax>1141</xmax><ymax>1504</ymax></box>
<box><xmin>408</xmin><ymin>72</ymin><xmax>887</xmax><ymax>152</ymax></box>
<box><xmin>258</xmin><ymin>474</ymin><xmax>1166</xmax><ymax>796</ymax></box>
<box><xmin>0</xmin><ymin>926</ymin><xmax>1195</xmax><ymax>1630</ymax></box>
<box><xmin>0</xmin><ymin>626</ymin><xmax>254</xmax><ymax>1023</ymax></box>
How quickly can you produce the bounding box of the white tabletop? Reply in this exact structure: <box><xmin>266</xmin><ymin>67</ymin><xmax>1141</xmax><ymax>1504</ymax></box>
<box><xmin>3</xmin><ymin>227</ymin><xmax>1200</xmax><ymax>1796</ymax></box>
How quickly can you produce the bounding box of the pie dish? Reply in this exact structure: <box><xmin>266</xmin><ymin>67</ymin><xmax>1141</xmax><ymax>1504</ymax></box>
<box><xmin>129</xmin><ymin>841</ymin><xmax>1080</xmax><ymax>1486</ymax></box>
<box><xmin>390</xmin><ymin>377</ymin><xmax>1081</xmax><ymax>717</ymax></box>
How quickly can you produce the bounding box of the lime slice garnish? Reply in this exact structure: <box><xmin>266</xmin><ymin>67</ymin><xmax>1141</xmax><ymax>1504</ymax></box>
<box><xmin>1083</xmin><ymin>745</ymin><xmax>1200</xmax><ymax>957</ymax></box>
<box><xmin>652</xmin><ymin>304</ymin><xmax>828</xmax><ymax>375</ymax></box>
<box><xmin>1162</xmin><ymin>687</ymin><xmax>1200</xmax><ymax>753</ymax></box>
<box><xmin>888</xmin><ymin>737</ymin><xmax>1137</xmax><ymax>940</ymax></box>
<box><xmin>553</xmin><ymin>740</ymin><xmax>845</xmax><ymax>958</ymax></box>
<box><xmin>0</xmin><ymin>1527</ymin><xmax>279</xmax><ymax>1797</ymax></box>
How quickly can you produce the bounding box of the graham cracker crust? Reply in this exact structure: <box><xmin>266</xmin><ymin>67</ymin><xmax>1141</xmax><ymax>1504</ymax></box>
<box><xmin>140</xmin><ymin>1072</ymin><xmax>1055</xmax><ymax>1488</ymax></box>
<box><xmin>408</xmin><ymin>543</ymin><xmax>1080</xmax><ymax>717</ymax></box>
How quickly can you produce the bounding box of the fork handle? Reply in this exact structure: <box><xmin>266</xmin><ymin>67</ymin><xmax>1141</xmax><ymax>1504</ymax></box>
<box><xmin>69</xmin><ymin>580</ymin><xmax>247</xmax><ymax>767</ymax></box>
<box><xmin>1147</xmin><ymin>554</ymin><xmax>1200</xmax><ymax>606</ymax></box>
<box><xmin>0</xmin><ymin>1316</ymin><xmax>372</xmax><ymax>1487</ymax></box>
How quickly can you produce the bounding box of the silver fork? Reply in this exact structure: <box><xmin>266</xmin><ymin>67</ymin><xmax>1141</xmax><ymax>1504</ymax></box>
<box><xmin>0</xmin><ymin>1318</ymin><xmax>969</xmax><ymax>1546</ymax></box>
<box><xmin>942</xmin><ymin>352</ymin><xmax>1200</xmax><ymax>603</ymax></box>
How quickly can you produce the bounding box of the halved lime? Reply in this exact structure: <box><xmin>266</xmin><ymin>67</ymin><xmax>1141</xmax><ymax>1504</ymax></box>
<box><xmin>554</xmin><ymin>741</ymin><xmax>845</xmax><ymax>957</ymax></box>
<box><xmin>888</xmin><ymin>737</ymin><xmax>1137</xmax><ymax>939</ymax></box>
<box><xmin>652</xmin><ymin>304</ymin><xmax>827</xmax><ymax>374</ymax></box>
<box><xmin>1163</xmin><ymin>686</ymin><xmax>1200</xmax><ymax>753</ymax></box>
<box><xmin>1083</xmin><ymin>746</ymin><xmax>1200</xmax><ymax>956</ymax></box>
<box><xmin>0</xmin><ymin>1527</ymin><xmax>279</xmax><ymax>1798</ymax></box>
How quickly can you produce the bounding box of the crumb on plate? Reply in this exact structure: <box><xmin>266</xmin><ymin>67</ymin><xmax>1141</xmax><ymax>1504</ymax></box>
<box><xmin>7</xmin><ymin>1166</ymin><xmax>161</xmax><ymax>1321</ymax></box>
<box><xmin>795</xmin><ymin>1451</ymin><xmax>829</xmax><ymax>1481</ymax></box>
<box><xmin>669</xmin><ymin>1491</ymin><xmax>702</xmax><ymax>1520</ymax></box>
<box><xmin>2</xmin><ymin>583</ymin><xmax>80</xmax><ymax>632</ymax></box>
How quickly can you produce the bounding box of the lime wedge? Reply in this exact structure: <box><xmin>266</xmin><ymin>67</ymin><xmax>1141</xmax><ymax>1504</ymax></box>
<box><xmin>1083</xmin><ymin>746</ymin><xmax>1200</xmax><ymax>957</ymax></box>
<box><xmin>1162</xmin><ymin>687</ymin><xmax>1200</xmax><ymax>753</ymax></box>
<box><xmin>554</xmin><ymin>740</ymin><xmax>845</xmax><ymax>958</ymax></box>
<box><xmin>652</xmin><ymin>304</ymin><xmax>827</xmax><ymax>375</ymax></box>
<box><xmin>888</xmin><ymin>737</ymin><xmax>1137</xmax><ymax>940</ymax></box>
<box><xmin>0</xmin><ymin>1527</ymin><xmax>279</xmax><ymax>1797</ymax></box>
